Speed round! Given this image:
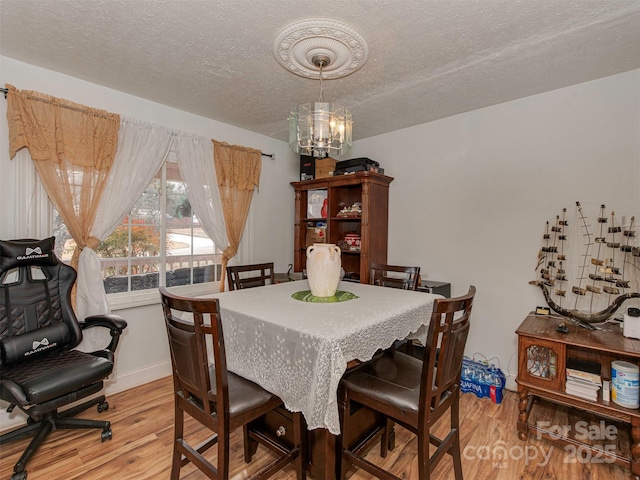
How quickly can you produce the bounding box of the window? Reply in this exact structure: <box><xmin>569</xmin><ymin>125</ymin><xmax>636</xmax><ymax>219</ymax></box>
<box><xmin>53</xmin><ymin>162</ymin><xmax>222</xmax><ymax>295</ymax></box>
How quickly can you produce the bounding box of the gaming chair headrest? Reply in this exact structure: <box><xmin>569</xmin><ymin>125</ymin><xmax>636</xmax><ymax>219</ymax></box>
<box><xmin>0</xmin><ymin>237</ymin><xmax>58</xmax><ymax>275</ymax></box>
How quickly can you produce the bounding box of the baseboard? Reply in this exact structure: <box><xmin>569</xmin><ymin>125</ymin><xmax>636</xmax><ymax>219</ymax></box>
<box><xmin>104</xmin><ymin>360</ymin><xmax>172</xmax><ymax>396</ymax></box>
<box><xmin>0</xmin><ymin>361</ymin><xmax>172</xmax><ymax>433</ymax></box>
<box><xmin>504</xmin><ymin>371</ymin><xmax>518</xmax><ymax>392</ymax></box>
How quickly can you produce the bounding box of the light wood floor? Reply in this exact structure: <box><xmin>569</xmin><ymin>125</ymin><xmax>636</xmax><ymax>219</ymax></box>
<box><xmin>0</xmin><ymin>376</ymin><xmax>633</xmax><ymax>479</ymax></box>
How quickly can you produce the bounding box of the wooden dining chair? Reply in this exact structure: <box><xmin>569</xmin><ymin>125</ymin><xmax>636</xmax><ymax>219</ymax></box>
<box><xmin>226</xmin><ymin>262</ymin><xmax>275</xmax><ymax>290</ymax></box>
<box><xmin>159</xmin><ymin>287</ymin><xmax>306</xmax><ymax>480</ymax></box>
<box><xmin>369</xmin><ymin>262</ymin><xmax>421</xmax><ymax>291</ymax></box>
<box><xmin>370</xmin><ymin>262</ymin><xmax>421</xmax><ymax>355</ymax></box>
<box><xmin>338</xmin><ymin>286</ymin><xmax>476</xmax><ymax>480</ymax></box>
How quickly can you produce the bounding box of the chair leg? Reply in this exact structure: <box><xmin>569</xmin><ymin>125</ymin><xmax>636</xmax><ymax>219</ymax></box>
<box><xmin>0</xmin><ymin>420</ymin><xmax>44</xmax><ymax>446</ymax></box>
<box><xmin>12</xmin><ymin>419</ymin><xmax>54</xmax><ymax>477</ymax></box>
<box><xmin>292</xmin><ymin>412</ymin><xmax>306</xmax><ymax>480</ymax></box>
<box><xmin>54</xmin><ymin>416</ymin><xmax>110</xmax><ymax>432</ymax></box>
<box><xmin>380</xmin><ymin>418</ymin><xmax>394</xmax><ymax>458</ymax></box>
<box><xmin>0</xmin><ymin>397</ymin><xmax>112</xmax><ymax>478</ymax></box>
<box><xmin>339</xmin><ymin>393</ymin><xmax>351</xmax><ymax>480</ymax></box>
<box><xmin>451</xmin><ymin>394</ymin><xmax>463</xmax><ymax>480</ymax></box>
<box><xmin>171</xmin><ymin>403</ymin><xmax>184</xmax><ymax>480</ymax></box>
<box><xmin>417</xmin><ymin>426</ymin><xmax>431</xmax><ymax>480</ymax></box>
<box><xmin>218</xmin><ymin>428</ymin><xmax>230</xmax><ymax>480</ymax></box>
<box><xmin>451</xmin><ymin>431</ymin><xmax>463</xmax><ymax>480</ymax></box>
<box><xmin>59</xmin><ymin>394</ymin><xmax>108</xmax><ymax>419</ymax></box>
<box><xmin>243</xmin><ymin>423</ymin><xmax>259</xmax><ymax>463</ymax></box>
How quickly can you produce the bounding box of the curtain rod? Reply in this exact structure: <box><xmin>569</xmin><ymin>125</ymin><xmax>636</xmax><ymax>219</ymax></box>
<box><xmin>1</xmin><ymin>87</ymin><xmax>116</xmax><ymax>120</ymax></box>
<box><xmin>1</xmin><ymin>87</ymin><xmax>275</xmax><ymax>158</ymax></box>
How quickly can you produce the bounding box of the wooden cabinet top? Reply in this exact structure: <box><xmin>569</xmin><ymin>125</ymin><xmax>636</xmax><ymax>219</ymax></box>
<box><xmin>516</xmin><ymin>313</ymin><xmax>640</xmax><ymax>358</ymax></box>
<box><xmin>291</xmin><ymin>171</ymin><xmax>394</xmax><ymax>190</ymax></box>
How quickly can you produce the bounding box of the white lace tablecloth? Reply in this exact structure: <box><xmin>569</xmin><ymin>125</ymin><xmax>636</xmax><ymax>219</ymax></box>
<box><xmin>204</xmin><ymin>280</ymin><xmax>440</xmax><ymax>435</ymax></box>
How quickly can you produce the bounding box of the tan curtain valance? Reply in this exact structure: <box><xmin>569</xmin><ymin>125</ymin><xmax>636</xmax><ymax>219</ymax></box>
<box><xmin>213</xmin><ymin>140</ymin><xmax>261</xmax><ymax>191</ymax></box>
<box><xmin>213</xmin><ymin>140</ymin><xmax>262</xmax><ymax>291</ymax></box>
<box><xmin>6</xmin><ymin>84</ymin><xmax>119</xmax><ymax>167</ymax></box>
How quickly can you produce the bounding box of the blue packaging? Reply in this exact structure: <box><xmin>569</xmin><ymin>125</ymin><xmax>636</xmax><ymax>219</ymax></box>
<box><xmin>460</xmin><ymin>356</ymin><xmax>506</xmax><ymax>404</ymax></box>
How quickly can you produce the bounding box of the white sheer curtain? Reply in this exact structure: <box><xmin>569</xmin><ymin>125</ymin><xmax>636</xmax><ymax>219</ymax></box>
<box><xmin>174</xmin><ymin>133</ymin><xmax>228</xmax><ymax>259</ymax></box>
<box><xmin>75</xmin><ymin>117</ymin><xmax>173</xmax><ymax>321</ymax></box>
<box><xmin>8</xmin><ymin>149</ymin><xmax>51</xmax><ymax>240</ymax></box>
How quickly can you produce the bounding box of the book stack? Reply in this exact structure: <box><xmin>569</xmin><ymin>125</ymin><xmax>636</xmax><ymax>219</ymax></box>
<box><xmin>565</xmin><ymin>367</ymin><xmax>601</xmax><ymax>402</ymax></box>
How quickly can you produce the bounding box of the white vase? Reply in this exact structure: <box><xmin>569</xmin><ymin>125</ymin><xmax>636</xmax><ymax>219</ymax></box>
<box><xmin>306</xmin><ymin>243</ymin><xmax>342</xmax><ymax>297</ymax></box>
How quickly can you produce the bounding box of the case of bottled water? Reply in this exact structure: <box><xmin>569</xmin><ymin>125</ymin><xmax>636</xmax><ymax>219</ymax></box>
<box><xmin>460</xmin><ymin>356</ymin><xmax>506</xmax><ymax>404</ymax></box>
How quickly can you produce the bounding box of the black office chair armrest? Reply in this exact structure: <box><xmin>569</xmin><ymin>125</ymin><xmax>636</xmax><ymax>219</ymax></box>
<box><xmin>83</xmin><ymin>314</ymin><xmax>128</xmax><ymax>332</ymax></box>
<box><xmin>81</xmin><ymin>314</ymin><xmax>128</xmax><ymax>352</ymax></box>
<box><xmin>0</xmin><ymin>380</ymin><xmax>29</xmax><ymax>408</ymax></box>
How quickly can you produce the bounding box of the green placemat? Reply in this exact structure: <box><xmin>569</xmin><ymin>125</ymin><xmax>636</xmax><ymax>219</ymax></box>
<box><xmin>292</xmin><ymin>290</ymin><xmax>359</xmax><ymax>303</ymax></box>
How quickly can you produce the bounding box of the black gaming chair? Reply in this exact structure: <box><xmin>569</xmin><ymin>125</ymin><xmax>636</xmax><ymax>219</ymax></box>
<box><xmin>0</xmin><ymin>238</ymin><xmax>127</xmax><ymax>480</ymax></box>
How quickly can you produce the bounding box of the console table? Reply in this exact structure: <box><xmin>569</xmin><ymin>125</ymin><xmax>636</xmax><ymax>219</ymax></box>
<box><xmin>516</xmin><ymin>313</ymin><xmax>640</xmax><ymax>475</ymax></box>
<box><xmin>417</xmin><ymin>280</ymin><xmax>451</xmax><ymax>297</ymax></box>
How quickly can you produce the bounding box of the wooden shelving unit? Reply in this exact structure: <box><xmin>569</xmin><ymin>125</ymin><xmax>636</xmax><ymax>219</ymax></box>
<box><xmin>291</xmin><ymin>171</ymin><xmax>393</xmax><ymax>283</ymax></box>
<box><xmin>516</xmin><ymin>313</ymin><xmax>640</xmax><ymax>476</ymax></box>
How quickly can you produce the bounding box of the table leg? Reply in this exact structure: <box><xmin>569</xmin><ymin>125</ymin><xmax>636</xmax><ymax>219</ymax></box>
<box><xmin>517</xmin><ymin>384</ymin><xmax>531</xmax><ymax>441</ymax></box>
<box><xmin>310</xmin><ymin>393</ymin><xmax>387</xmax><ymax>480</ymax></box>
<box><xmin>632</xmin><ymin>417</ymin><xmax>640</xmax><ymax>476</ymax></box>
<box><xmin>307</xmin><ymin>429</ymin><xmax>337</xmax><ymax>480</ymax></box>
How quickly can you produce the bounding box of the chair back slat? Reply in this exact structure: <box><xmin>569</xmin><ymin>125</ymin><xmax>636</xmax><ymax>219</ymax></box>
<box><xmin>160</xmin><ymin>288</ymin><xmax>229</xmax><ymax>416</ymax></box>
<box><xmin>421</xmin><ymin>286</ymin><xmax>475</xmax><ymax>414</ymax></box>
<box><xmin>226</xmin><ymin>262</ymin><xmax>275</xmax><ymax>290</ymax></box>
<box><xmin>370</xmin><ymin>262</ymin><xmax>421</xmax><ymax>291</ymax></box>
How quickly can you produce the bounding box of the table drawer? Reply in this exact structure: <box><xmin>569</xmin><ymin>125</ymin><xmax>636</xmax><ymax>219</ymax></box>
<box><xmin>249</xmin><ymin>403</ymin><xmax>387</xmax><ymax>477</ymax></box>
<box><xmin>249</xmin><ymin>406</ymin><xmax>297</xmax><ymax>449</ymax></box>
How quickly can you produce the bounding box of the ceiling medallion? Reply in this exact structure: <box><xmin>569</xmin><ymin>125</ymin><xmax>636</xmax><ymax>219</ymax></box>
<box><xmin>273</xmin><ymin>19</ymin><xmax>369</xmax><ymax>80</ymax></box>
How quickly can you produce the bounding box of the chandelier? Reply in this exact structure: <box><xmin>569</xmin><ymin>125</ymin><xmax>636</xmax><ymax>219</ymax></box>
<box><xmin>273</xmin><ymin>19</ymin><xmax>368</xmax><ymax>158</ymax></box>
<box><xmin>289</xmin><ymin>55</ymin><xmax>352</xmax><ymax>158</ymax></box>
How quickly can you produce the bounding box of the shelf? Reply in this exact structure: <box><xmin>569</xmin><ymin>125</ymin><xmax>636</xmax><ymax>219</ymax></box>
<box><xmin>518</xmin><ymin>378</ymin><xmax>640</xmax><ymax>421</ymax></box>
<box><xmin>302</xmin><ymin>217</ymin><xmax>361</xmax><ymax>222</ymax></box>
<box><xmin>298</xmin><ymin>247</ymin><xmax>360</xmax><ymax>254</ymax></box>
<box><xmin>292</xmin><ymin>172</ymin><xmax>393</xmax><ymax>283</ymax></box>
<box><xmin>291</xmin><ymin>171</ymin><xmax>393</xmax><ymax>189</ymax></box>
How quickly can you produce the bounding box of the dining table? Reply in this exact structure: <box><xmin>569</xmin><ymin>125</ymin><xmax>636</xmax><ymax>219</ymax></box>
<box><xmin>201</xmin><ymin>279</ymin><xmax>441</xmax><ymax>478</ymax></box>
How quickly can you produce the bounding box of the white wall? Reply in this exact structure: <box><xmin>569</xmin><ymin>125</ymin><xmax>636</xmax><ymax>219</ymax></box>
<box><xmin>0</xmin><ymin>56</ymin><xmax>299</xmax><ymax>429</ymax></box>
<box><xmin>349</xmin><ymin>69</ymin><xmax>640</xmax><ymax>385</ymax></box>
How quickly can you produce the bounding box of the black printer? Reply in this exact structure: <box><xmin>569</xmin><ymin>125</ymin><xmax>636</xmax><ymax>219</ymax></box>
<box><xmin>333</xmin><ymin>158</ymin><xmax>384</xmax><ymax>175</ymax></box>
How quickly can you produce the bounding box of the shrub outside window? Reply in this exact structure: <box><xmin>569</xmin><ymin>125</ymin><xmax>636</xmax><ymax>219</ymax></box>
<box><xmin>53</xmin><ymin>162</ymin><xmax>222</xmax><ymax>293</ymax></box>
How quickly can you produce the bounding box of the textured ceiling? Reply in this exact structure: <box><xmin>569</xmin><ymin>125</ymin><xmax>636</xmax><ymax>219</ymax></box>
<box><xmin>1</xmin><ymin>0</ymin><xmax>639</xmax><ymax>142</ymax></box>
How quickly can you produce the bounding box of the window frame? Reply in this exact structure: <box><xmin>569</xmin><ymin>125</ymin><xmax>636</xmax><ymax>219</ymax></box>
<box><xmin>53</xmin><ymin>160</ymin><xmax>226</xmax><ymax>310</ymax></box>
